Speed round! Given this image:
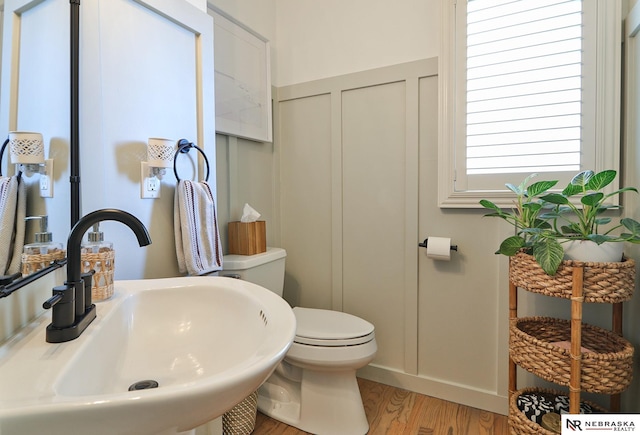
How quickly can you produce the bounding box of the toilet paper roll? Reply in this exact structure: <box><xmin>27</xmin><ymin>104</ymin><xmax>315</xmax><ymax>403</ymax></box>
<box><xmin>426</xmin><ymin>237</ymin><xmax>451</xmax><ymax>261</ymax></box>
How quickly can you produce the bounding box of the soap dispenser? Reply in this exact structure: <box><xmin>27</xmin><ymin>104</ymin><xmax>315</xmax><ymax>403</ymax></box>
<box><xmin>21</xmin><ymin>215</ymin><xmax>65</xmax><ymax>275</ymax></box>
<box><xmin>81</xmin><ymin>223</ymin><xmax>115</xmax><ymax>301</ymax></box>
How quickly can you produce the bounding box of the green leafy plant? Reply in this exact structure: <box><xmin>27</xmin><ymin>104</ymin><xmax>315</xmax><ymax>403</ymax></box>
<box><xmin>541</xmin><ymin>170</ymin><xmax>640</xmax><ymax>244</ymax></box>
<box><xmin>480</xmin><ymin>174</ymin><xmax>564</xmax><ymax>275</ymax></box>
<box><xmin>480</xmin><ymin>170</ymin><xmax>640</xmax><ymax>276</ymax></box>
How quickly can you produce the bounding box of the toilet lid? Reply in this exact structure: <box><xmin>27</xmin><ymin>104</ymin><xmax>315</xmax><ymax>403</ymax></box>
<box><xmin>293</xmin><ymin>307</ymin><xmax>375</xmax><ymax>346</ymax></box>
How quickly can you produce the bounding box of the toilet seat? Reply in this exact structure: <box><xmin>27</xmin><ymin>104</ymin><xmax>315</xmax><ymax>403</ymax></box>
<box><xmin>293</xmin><ymin>307</ymin><xmax>375</xmax><ymax>347</ymax></box>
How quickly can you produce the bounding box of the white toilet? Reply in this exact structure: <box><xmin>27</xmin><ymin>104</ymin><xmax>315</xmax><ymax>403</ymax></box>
<box><xmin>222</xmin><ymin>247</ymin><xmax>377</xmax><ymax>435</ymax></box>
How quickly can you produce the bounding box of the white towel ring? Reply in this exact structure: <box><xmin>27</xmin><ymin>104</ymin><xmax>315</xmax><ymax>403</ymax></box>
<box><xmin>173</xmin><ymin>139</ymin><xmax>210</xmax><ymax>182</ymax></box>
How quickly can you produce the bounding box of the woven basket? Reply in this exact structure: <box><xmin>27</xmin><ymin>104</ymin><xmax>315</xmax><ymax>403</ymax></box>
<box><xmin>509</xmin><ymin>252</ymin><xmax>635</xmax><ymax>303</ymax></box>
<box><xmin>222</xmin><ymin>390</ymin><xmax>258</xmax><ymax>435</ymax></box>
<box><xmin>82</xmin><ymin>250</ymin><xmax>115</xmax><ymax>301</ymax></box>
<box><xmin>509</xmin><ymin>387</ymin><xmax>607</xmax><ymax>435</ymax></box>
<box><xmin>21</xmin><ymin>250</ymin><xmax>65</xmax><ymax>275</ymax></box>
<box><xmin>510</xmin><ymin>317</ymin><xmax>634</xmax><ymax>394</ymax></box>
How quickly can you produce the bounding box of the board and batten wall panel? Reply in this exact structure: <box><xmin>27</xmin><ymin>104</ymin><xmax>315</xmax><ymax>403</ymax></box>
<box><xmin>342</xmin><ymin>82</ymin><xmax>408</xmax><ymax>371</ymax></box>
<box><xmin>234</xmin><ymin>139</ymin><xmax>276</xmax><ymax>232</ymax></box>
<box><xmin>279</xmin><ymin>93</ymin><xmax>333</xmax><ymax>309</ymax></box>
<box><xmin>277</xmin><ymin>59</ymin><xmax>509</xmax><ymax>414</ymax></box>
<box><xmin>417</xmin><ymin>74</ymin><xmax>504</xmax><ymax>394</ymax></box>
<box><xmin>217</xmin><ymin>133</ymin><xmax>277</xmax><ymax>245</ymax></box>
<box><xmin>215</xmin><ymin>133</ymin><xmax>231</xmax><ymax>250</ymax></box>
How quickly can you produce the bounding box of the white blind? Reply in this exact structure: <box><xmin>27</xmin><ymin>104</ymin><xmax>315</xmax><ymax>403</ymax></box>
<box><xmin>466</xmin><ymin>0</ymin><xmax>583</xmax><ymax>175</ymax></box>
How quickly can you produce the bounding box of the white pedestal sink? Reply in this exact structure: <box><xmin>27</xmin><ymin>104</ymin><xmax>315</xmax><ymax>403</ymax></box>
<box><xmin>0</xmin><ymin>276</ymin><xmax>296</xmax><ymax>435</ymax></box>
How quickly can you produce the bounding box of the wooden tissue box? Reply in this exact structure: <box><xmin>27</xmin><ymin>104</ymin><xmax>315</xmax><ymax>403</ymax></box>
<box><xmin>228</xmin><ymin>221</ymin><xmax>266</xmax><ymax>255</ymax></box>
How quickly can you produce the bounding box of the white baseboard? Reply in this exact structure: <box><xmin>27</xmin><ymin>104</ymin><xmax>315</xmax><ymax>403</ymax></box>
<box><xmin>358</xmin><ymin>364</ymin><xmax>509</xmax><ymax>416</ymax></box>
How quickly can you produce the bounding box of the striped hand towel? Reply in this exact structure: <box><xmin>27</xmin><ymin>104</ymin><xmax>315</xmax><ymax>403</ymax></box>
<box><xmin>0</xmin><ymin>175</ymin><xmax>25</xmax><ymax>275</ymax></box>
<box><xmin>174</xmin><ymin>180</ymin><xmax>223</xmax><ymax>275</ymax></box>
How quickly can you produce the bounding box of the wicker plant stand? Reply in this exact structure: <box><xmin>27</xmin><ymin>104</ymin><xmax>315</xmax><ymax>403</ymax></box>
<box><xmin>508</xmin><ymin>252</ymin><xmax>635</xmax><ymax>433</ymax></box>
<box><xmin>509</xmin><ymin>387</ymin><xmax>608</xmax><ymax>435</ymax></box>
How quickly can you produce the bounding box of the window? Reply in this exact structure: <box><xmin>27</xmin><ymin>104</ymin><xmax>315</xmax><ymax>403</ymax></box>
<box><xmin>438</xmin><ymin>0</ymin><xmax>622</xmax><ymax>208</ymax></box>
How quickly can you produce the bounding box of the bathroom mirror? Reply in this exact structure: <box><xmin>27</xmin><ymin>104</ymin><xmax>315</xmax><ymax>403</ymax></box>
<box><xmin>0</xmin><ymin>0</ymin><xmax>72</xmax><ymax>278</ymax></box>
<box><xmin>1</xmin><ymin>0</ymin><xmax>214</xmax><ymax>282</ymax></box>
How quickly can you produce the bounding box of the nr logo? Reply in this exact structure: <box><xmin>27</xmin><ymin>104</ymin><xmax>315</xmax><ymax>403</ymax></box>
<box><xmin>566</xmin><ymin>419</ymin><xmax>583</xmax><ymax>431</ymax></box>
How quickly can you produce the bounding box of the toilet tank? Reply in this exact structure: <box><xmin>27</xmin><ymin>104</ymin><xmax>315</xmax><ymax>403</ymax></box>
<box><xmin>222</xmin><ymin>247</ymin><xmax>286</xmax><ymax>297</ymax></box>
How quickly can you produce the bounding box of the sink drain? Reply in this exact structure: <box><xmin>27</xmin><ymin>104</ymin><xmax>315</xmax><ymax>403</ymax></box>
<box><xmin>128</xmin><ymin>380</ymin><xmax>159</xmax><ymax>391</ymax></box>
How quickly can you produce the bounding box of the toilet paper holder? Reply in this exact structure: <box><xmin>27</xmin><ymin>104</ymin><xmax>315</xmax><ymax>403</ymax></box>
<box><xmin>418</xmin><ymin>238</ymin><xmax>458</xmax><ymax>251</ymax></box>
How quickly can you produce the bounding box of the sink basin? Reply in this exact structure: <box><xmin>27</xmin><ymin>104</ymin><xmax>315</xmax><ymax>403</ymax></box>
<box><xmin>0</xmin><ymin>276</ymin><xmax>296</xmax><ymax>435</ymax></box>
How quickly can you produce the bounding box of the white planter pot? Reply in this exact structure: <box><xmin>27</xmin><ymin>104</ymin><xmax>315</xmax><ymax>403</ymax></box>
<box><xmin>562</xmin><ymin>240</ymin><xmax>624</xmax><ymax>263</ymax></box>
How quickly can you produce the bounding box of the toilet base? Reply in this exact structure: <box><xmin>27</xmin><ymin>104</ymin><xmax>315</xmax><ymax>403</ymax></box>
<box><xmin>257</xmin><ymin>365</ymin><xmax>369</xmax><ymax>435</ymax></box>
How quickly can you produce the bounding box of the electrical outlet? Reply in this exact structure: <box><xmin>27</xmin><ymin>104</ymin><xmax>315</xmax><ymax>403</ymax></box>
<box><xmin>147</xmin><ymin>177</ymin><xmax>160</xmax><ymax>191</ymax></box>
<box><xmin>39</xmin><ymin>159</ymin><xmax>54</xmax><ymax>198</ymax></box>
<box><xmin>140</xmin><ymin>162</ymin><xmax>161</xmax><ymax>199</ymax></box>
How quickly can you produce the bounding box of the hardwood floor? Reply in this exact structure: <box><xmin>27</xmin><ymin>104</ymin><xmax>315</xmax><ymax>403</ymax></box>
<box><xmin>252</xmin><ymin>378</ymin><xmax>509</xmax><ymax>434</ymax></box>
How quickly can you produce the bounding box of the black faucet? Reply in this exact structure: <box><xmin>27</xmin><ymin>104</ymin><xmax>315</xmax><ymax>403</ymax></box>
<box><xmin>43</xmin><ymin>209</ymin><xmax>152</xmax><ymax>343</ymax></box>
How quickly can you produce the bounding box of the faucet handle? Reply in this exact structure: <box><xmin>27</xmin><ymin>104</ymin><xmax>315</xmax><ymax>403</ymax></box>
<box><xmin>81</xmin><ymin>271</ymin><xmax>95</xmax><ymax>309</ymax></box>
<box><xmin>43</xmin><ymin>285</ymin><xmax>73</xmax><ymax>309</ymax></box>
<box><xmin>43</xmin><ymin>293</ymin><xmax>63</xmax><ymax>309</ymax></box>
<box><xmin>43</xmin><ymin>285</ymin><xmax>75</xmax><ymax>328</ymax></box>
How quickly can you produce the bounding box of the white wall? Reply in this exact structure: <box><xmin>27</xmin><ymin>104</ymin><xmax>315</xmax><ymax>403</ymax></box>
<box><xmin>274</xmin><ymin>0</ymin><xmax>439</xmax><ymax>87</ymax></box>
<box><xmin>208</xmin><ymin>0</ymin><xmax>439</xmax><ymax>87</ymax></box>
<box><xmin>208</xmin><ymin>0</ymin><xmax>276</xmax><ymax>43</ymax></box>
<box><xmin>185</xmin><ymin>0</ymin><xmax>206</xmax><ymax>12</ymax></box>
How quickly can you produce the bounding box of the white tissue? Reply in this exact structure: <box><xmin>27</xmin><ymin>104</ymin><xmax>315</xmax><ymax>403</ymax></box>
<box><xmin>426</xmin><ymin>237</ymin><xmax>451</xmax><ymax>261</ymax></box>
<box><xmin>240</xmin><ymin>203</ymin><xmax>261</xmax><ymax>223</ymax></box>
